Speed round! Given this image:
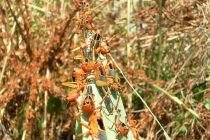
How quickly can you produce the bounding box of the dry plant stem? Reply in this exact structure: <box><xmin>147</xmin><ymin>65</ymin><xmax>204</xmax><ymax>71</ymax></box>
<box><xmin>151</xmin><ymin>84</ymin><xmax>201</xmax><ymax>119</ymax></box>
<box><xmin>6</xmin><ymin>0</ymin><xmax>32</xmax><ymax>59</ymax></box>
<box><xmin>126</xmin><ymin>0</ymin><xmax>131</xmax><ymax>60</ymax></box>
<box><xmin>108</xmin><ymin>54</ymin><xmax>171</xmax><ymax>140</ymax></box>
<box><xmin>50</xmin><ymin>115</ymin><xmax>55</xmax><ymax>139</ymax></box>
<box><xmin>27</xmin><ymin>3</ymin><xmax>52</xmax><ymax>15</ymax></box>
<box><xmin>193</xmin><ymin>88</ymin><xmax>210</xmax><ymax>97</ymax></box>
<box><xmin>131</xmin><ymin>109</ymin><xmax>146</xmax><ymax>113</ymax></box>
<box><xmin>60</xmin><ymin>0</ymin><xmax>65</xmax><ymax>18</ymax></box>
<box><xmin>44</xmin><ymin>68</ymin><xmax>50</xmax><ymax>140</ymax></box>
<box><xmin>0</xmin><ymin>23</ymin><xmax>16</xmax><ymax>84</ymax></box>
<box><xmin>126</xmin><ymin>0</ymin><xmax>132</xmax><ymax>116</ymax></box>
<box><xmin>93</xmin><ymin>0</ymin><xmax>110</xmax><ymax>10</ymax></box>
<box><xmin>166</xmin><ymin>50</ymin><xmax>195</xmax><ymax>90</ymax></box>
<box><xmin>0</xmin><ymin>88</ymin><xmax>6</xmax><ymax>95</ymax></box>
<box><xmin>0</xmin><ymin>91</ymin><xmax>7</xmax><ymax>136</ymax></box>
<box><xmin>43</xmin><ymin>91</ymin><xmax>47</xmax><ymax>140</ymax></box>
<box><xmin>21</xmin><ymin>130</ymin><xmax>27</xmax><ymax>140</ymax></box>
<box><xmin>157</xmin><ymin>0</ymin><xmax>163</xmax><ymax>80</ymax></box>
<box><xmin>43</xmin><ymin>1</ymin><xmax>50</xmax><ymax>138</ymax></box>
<box><xmin>45</xmin><ymin>0</ymin><xmax>50</xmax><ymax>17</ymax></box>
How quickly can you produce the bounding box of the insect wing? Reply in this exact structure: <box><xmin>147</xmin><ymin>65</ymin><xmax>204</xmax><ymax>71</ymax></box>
<box><xmin>62</xmin><ymin>82</ymin><xmax>78</xmax><ymax>88</ymax></box>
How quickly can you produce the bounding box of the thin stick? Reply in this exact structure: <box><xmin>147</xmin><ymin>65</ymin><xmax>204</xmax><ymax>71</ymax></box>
<box><xmin>166</xmin><ymin>50</ymin><xmax>195</xmax><ymax>90</ymax></box>
<box><xmin>43</xmin><ymin>0</ymin><xmax>50</xmax><ymax>138</ymax></box>
<box><xmin>126</xmin><ymin>0</ymin><xmax>131</xmax><ymax>60</ymax></box>
<box><xmin>43</xmin><ymin>68</ymin><xmax>50</xmax><ymax>140</ymax></box>
<box><xmin>108</xmin><ymin>54</ymin><xmax>171</xmax><ymax>140</ymax></box>
<box><xmin>114</xmin><ymin>92</ymin><xmax>121</xmax><ymax>111</ymax></box>
<box><xmin>0</xmin><ymin>23</ymin><xmax>16</xmax><ymax>84</ymax></box>
<box><xmin>27</xmin><ymin>3</ymin><xmax>53</xmax><ymax>15</ymax></box>
<box><xmin>126</xmin><ymin>0</ymin><xmax>133</xmax><ymax>117</ymax></box>
<box><xmin>157</xmin><ymin>0</ymin><xmax>164</xmax><ymax>80</ymax></box>
<box><xmin>21</xmin><ymin>130</ymin><xmax>27</xmax><ymax>140</ymax></box>
<box><xmin>0</xmin><ymin>88</ymin><xmax>6</xmax><ymax>95</ymax></box>
<box><xmin>131</xmin><ymin>109</ymin><xmax>146</xmax><ymax>113</ymax></box>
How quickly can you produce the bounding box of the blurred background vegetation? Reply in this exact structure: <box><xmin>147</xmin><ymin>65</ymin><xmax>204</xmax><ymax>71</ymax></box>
<box><xmin>0</xmin><ymin>0</ymin><xmax>209</xmax><ymax>139</ymax></box>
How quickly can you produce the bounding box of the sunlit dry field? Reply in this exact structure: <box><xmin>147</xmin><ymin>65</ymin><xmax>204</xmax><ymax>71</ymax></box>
<box><xmin>0</xmin><ymin>0</ymin><xmax>209</xmax><ymax>140</ymax></box>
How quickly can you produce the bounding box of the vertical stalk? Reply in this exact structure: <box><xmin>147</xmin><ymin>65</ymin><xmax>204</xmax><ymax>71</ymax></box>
<box><xmin>43</xmin><ymin>68</ymin><xmax>50</xmax><ymax>140</ymax></box>
<box><xmin>60</xmin><ymin>0</ymin><xmax>65</xmax><ymax>18</ymax></box>
<box><xmin>127</xmin><ymin>0</ymin><xmax>131</xmax><ymax>63</ymax></box>
<box><xmin>126</xmin><ymin>0</ymin><xmax>133</xmax><ymax>117</ymax></box>
<box><xmin>21</xmin><ymin>130</ymin><xmax>27</xmax><ymax>140</ymax></box>
<box><xmin>157</xmin><ymin>0</ymin><xmax>163</xmax><ymax>80</ymax></box>
<box><xmin>43</xmin><ymin>1</ymin><xmax>50</xmax><ymax>139</ymax></box>
<box><xmin>135</xmin><ymin>0</ymin><xmax>142</xmax><ymax>68</ymax></box>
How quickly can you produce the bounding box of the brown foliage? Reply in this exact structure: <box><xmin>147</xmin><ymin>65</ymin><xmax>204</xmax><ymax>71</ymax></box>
<box><xmin>0</xmin><ymin>0</ymin><xmax>209</xmax><ymax>139</ymax></box>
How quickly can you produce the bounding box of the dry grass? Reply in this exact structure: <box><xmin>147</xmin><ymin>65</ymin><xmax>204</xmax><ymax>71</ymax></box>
<box><xmin>0</xmin><ymin>0</ymin><xmax>209</xmax><ymax>139</ymax></box>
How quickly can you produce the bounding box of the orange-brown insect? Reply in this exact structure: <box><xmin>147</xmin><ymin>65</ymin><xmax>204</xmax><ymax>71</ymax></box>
<box><xmin>105</xmin><ymin>61</ymin><xmax>121</xmax><ymax>91</ymax></box>
<box><xmin>94</xmin><ymin>62</ymin><xmax>106</xmax><ymax>80</ymax></box>
<box><xmin>115</xmin><ymin>111</ymin><xmax>129</xmax><ymax>136</ymax></box>
<box><xmin>74</xmin><ymin>0</ymin><xmax>95</xmax><ymax>34</ymax></box>
<box><xmin>129</xmin><ymin>120</ymin><xmax>141</xmax><ymax>140</ymax></box>
<box><xmin>72</xmin><ymin>68</ymin><xmax>86</xmax><ymax>82</ymax></box>
<box><xmin>94</xmin><ymin>61</ymin><xmax>118</xmax><ymax>88</ymax></box>
<box><xmin>93</xmin><ymin>34</ymin><xmax>115</xmax><ymax>56</ymax></box>
<box><xmin>74</xmin><ymin>17</ymin><xmax>95</xmax><ymax>34</ymax></box>
<box><xmin>111</xmin><ymin>75</ymin><xmax>121</xmax><ymax>90</ymax></box>
<box><xmin>98</xmin><ymin>35</ymin><xmax>116</xmax><ymax>55</ymax></box>
<box><xmin>115</xmin><ymin>110</ymin><xmax>129</xmax><ymax>138</ymax></box>
<box><xmin>78</xmin><ymin>109</ymin><xmax>105</xmax><ymax>140</ymax></box>
<box><xmin>75</xmin><ymin>75</ymin><xmax>104</xmax><ymax>116</ymax></box>
<box><xmin>62</xmin><ymin>81</ymin><xmax>85</xmax><ymax>103</ymax></box>
<box><xmin>74</xmin><ymin>19</ymin><xmax>84</xmax><ymax>34</ymax></box>
<box><xmin>83</xmin><ymin>18</ymin><xmax>95</xmax><ymax>30</ymax></box>
<box><xmin>66</xmin><ymin>89</ymin><xmax>81</xmax><ymax>103</ymax></box>
<box><xmin>105</xmin><ymin>61</ymin><xmax>115</xmax><ymax>76</ymax></box>
<box><xmin>85</xmin><ymin>74</ymin><xmax>115</xmax><ymax>114</ymax></box>
<box><xmin>95</xmin><ymin>61</ymin><xmax>121</xmax><ymax>91</ymax></box>
<box><xmin>92</xmin><ymin>62</ymin><xmax>118</xmax><ymax>114</ymax></box>
<box><xmin>73</xmin><ymin>48</ymin><xmax>89</xmax><ymax>62</ymax></box>
<box><xmin>91</xmin><ymin>33</ymin><xmax>101</xmax><ymax>52</ymax></box>
<box><xmin>116</xmin><ymin>122</ymin><xmax>129</xmax><ymax>136</ymax></box>
<box><xmin>77</xmin><ymin>0</ymin><xmax>92</xmax><ymax>14</ymax></box>
<box><xmin>72</xmin><ymin>33</ymin><xmax>115</xmax><ymax>58</ymax></box>
<box><xmin>74</xmin><ymin>0</ymin><xmax>92</xmax><ymax>14</ymax></box>
<box><xmin>81</xmin><ymin>86</ymin><xmax>95</xmax><ymax>115</ymax></box>
<box><xmin>80</xmin><ymin>60</ymin><xmax>102</xmax><ymax>73</ymax></box>
<box><xmin>81</xmin><ymin>60</ymin><xmax>95</xmax><ymax>72</ymax></box>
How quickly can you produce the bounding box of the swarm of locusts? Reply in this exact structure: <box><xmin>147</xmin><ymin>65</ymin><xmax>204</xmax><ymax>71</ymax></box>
<box><xmin>62</xmin><ymin>0</ymin><xmax>141</xmax><ymax>140</ymax></box>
